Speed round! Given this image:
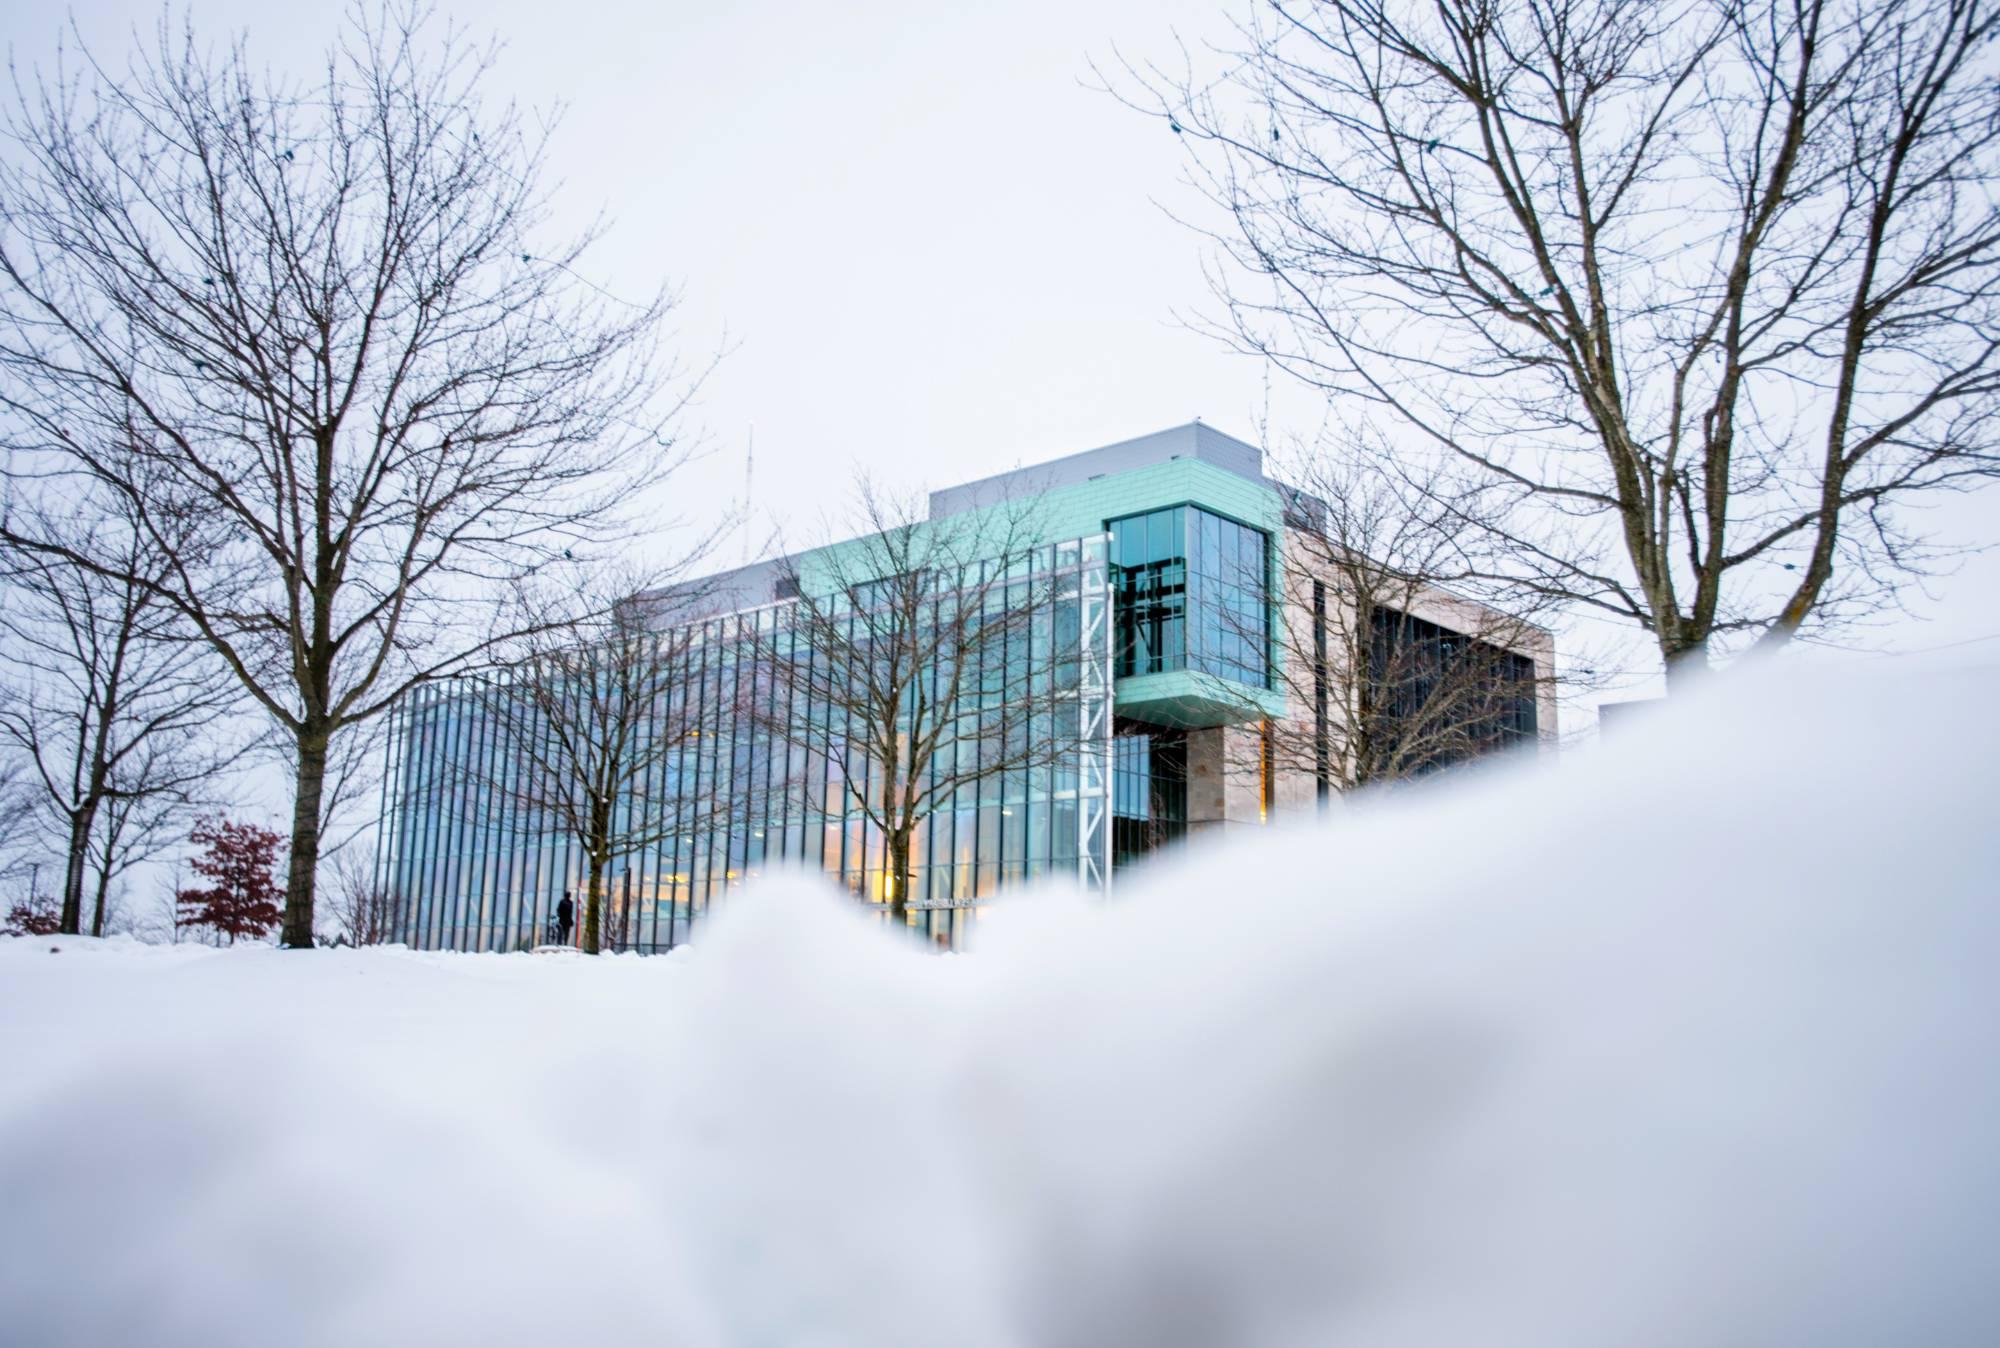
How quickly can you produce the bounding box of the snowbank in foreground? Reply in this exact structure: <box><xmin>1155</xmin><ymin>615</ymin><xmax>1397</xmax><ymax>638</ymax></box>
<box><xmin>2</xmin><ymin>666</ymin><xmax>1996</xmax><ymax>1347</ymax></box>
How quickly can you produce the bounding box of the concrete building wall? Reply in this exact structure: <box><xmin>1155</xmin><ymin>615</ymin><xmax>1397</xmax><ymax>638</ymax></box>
<box><xmin>1182</xmin><ymin>722</ymin><xmax>1268</xmax><ymax>841</ymax></box>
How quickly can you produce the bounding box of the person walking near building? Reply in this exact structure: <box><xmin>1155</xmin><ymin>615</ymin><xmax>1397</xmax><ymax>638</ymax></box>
<box><xmin>555</xmin><ymin>892</ymin><xmax>574</xmax><ymax>946</ymax></box>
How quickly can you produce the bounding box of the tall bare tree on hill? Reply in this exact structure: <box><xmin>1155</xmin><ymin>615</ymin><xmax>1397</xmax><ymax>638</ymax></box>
<box><xmin>0</xmin><ymin>499</ymin><xmax>250</xmax><ymax>936</ymax></box>
<box><xmin>465</xmin><ymin>562</ymin><xmax>718</xmax><ymax>955</ymax></box>
<box><xmin>323</xmin><ymin>848</ymin><xmax>405</xmax><ymax>947</ymax></box>
<box><xmin>751</xmin><ymin>484</ymin><xmax>1095</xmax><ymax>934</ymax></box>
<box><xmin>1122</xmin><ymin>0</ymin><xmax>2000</xmax><ymax>687</ymax></box>
<box><xmin>0</xmin><ymin>5</ymin><xmax>697</xmax><ymax>944</ymax></box>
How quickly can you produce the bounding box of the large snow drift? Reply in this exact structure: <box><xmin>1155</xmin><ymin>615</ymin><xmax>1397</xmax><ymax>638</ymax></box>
<box><xmin>3</xmin><ymin>666</ymin><xmax>1996</xmax><ymax>1346</ymax></box>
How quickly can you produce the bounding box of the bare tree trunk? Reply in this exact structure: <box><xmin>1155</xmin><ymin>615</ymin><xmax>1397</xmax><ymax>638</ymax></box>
<box><xmin>880</xmin><ymin>755</ymin><xmax>912</xmax><ymax>928</ymax></box>
<box><xmin>583</xmin><ymin>857</ymin><xmax>606</xmax><ymax>956</ymax></box>
<box><xmin>58</xmin><ymin>806</ymin><xmax>94</xmax><ymax>935</ymax></box>
<box><xmin>89</xmin><ymin>860</ymin><xmax>113</xmax><ymax>939</ymax></box>
<box><xmin>885</xmin><ymin>829</ymin><xmax>912</xmax><ymax>930</ymax></box>
<box><xmin>283</xmin><ymin>735</ymin><xmax>328</xmax><ymax>949</ymax></box>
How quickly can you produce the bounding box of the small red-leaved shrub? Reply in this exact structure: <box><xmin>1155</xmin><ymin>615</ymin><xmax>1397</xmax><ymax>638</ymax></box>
<box><xmin>177</xmin><ymin>816</ymin><xmax>286</xmax><ymax>945</ymax></box>
<box><xmin>3</xmin><ymin>894</ymin><xmax>60</xmax><ymax>937</ymax></box>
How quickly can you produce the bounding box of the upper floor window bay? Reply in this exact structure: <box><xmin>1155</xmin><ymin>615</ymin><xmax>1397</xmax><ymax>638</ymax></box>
<box><xmin>1109</xmin><ymin>505</ymin><xmax>1269</xmax><ymax>688</ymax></box>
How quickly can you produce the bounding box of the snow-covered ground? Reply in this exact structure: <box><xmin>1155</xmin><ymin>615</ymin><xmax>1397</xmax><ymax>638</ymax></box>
<box><xmin>3</xmin><ymin>665</ymin><xmax>1997</xmax><ymax>1347</ymax></box>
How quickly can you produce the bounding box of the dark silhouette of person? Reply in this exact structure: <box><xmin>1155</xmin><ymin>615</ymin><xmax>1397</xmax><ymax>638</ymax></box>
<box><xmin>555</xmin><ymin>892</ymin><xmax>574</xmax><ymax>946</ymax></box>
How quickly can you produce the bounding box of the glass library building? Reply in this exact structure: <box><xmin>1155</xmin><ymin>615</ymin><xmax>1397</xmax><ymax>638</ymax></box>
<box><xmin>373</xmin><ymin>423</ymin><xmax>1555</xmax><ymax>951</ymax></box>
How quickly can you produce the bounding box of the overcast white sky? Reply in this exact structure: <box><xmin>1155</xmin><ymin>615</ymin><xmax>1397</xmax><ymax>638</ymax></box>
<box><xmin>19</xmin><ymin>0</ymin><xmax>2000</xmax><ymax>707</ymax></box>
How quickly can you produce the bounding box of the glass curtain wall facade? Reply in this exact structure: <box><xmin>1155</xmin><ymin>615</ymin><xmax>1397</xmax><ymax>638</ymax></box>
<box><xmin>375</xmin><ymin>535</ymin><xmax>1114</xmax><ymax>952</ymax></box>
<box><xmin>1110</xmin><ymin>505</ymin><xmax>1270</xmax><ymax>687</ymax></box>
<box><xmin>1111</xmin><ymin>724</ymin><xmax>1187</xmax><ymax>869</ymax></box>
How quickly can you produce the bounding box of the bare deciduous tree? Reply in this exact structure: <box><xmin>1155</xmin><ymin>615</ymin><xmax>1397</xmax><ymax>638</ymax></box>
<box><xmin>1243</xmin><ymin>445</ymin><xmax>1565</xmax><ymax>793</ymax></box>
<box><xmin>0</xmin><ymin>6</ymin><xmax>697</xmax><ymax>944</ymax></box>
<box><xmin>71</xmin><ymin>764</ymin><xmax>202</xmax><ymax>938</ymax></box>
<box><xmin>467</xmin><ymin>563</ymin><xmax>716</xmax><ymax>955</ymax></box>
<box><xmin>0</xmin><ymin>501</ymin><xmax>249</xmax><ymax>936</ymax></box>
<box><xmin>322</xmin><ymin>847</ymin><xmax>405</xmax><ymax>947</ymax></box>
<box><xmin>152</xmin><ymin>859</ymin><xmax>192</xmax><ymax>945</ymax></box>
<box><xmin>752</xmin><ymin>483</ymin><xmax>1093</xmax><ymax>932</ymax></box>
<box><xmin>1119</xmin><ymin>0</ymin><xmax>2000</xmax><ymax>687</ymax></box>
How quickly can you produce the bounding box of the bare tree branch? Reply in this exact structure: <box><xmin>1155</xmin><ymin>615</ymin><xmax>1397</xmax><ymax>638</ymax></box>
<box><xmin>1110</xmin><ymin>0</ymin><xmax>2000</xmax><ymax>688</ymax></box>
